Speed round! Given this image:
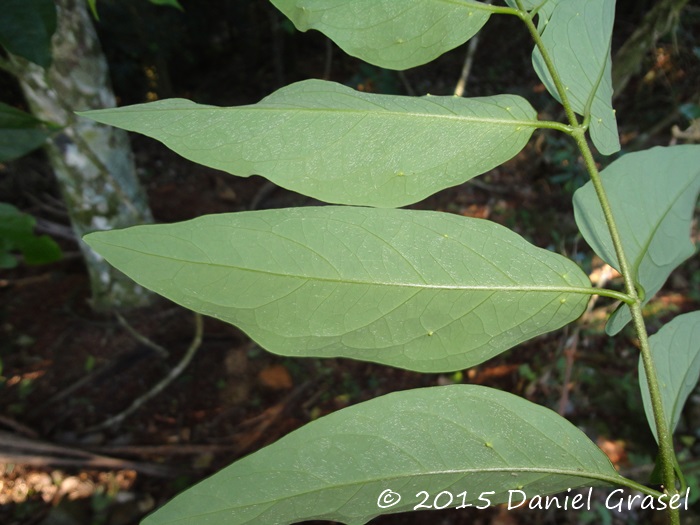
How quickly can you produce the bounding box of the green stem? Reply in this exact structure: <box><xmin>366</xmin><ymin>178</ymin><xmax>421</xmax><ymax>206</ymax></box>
<box><xmin>573</xmin><ymin>123</ymin><xmax>680</xmax><ymax>525</ymax></box>
<box><xmin>514</xmin><ymin>1</ymin><xmax>579</xmax><ymax>128</ymax></box>
<box><xmin>571</xmin><ymin>133</ymin><xmax>636</xmax><ymax>291</ymax></box>
<box><xmin>612</xmin><ymin>476</ymin><xmax>666</xmax><ymax>500</ymax></box>
<box><xmin>590</xmin><ymin>288</ymin><xmax>635</xmax><ymax>304</ymax></box>
<box><xmin>535</xmin><ymin>120</ymin><xmax>574</xmax><ymax>133</ymax></box>
<box><xmin>464</xmin><ymin>2</ymin><xmax>520</xmax><ymax>16</ymax></box>
<box><xmin>513</xmin><ymin>2</ymin><xmax>682</xmax><ymax>522</ymax></box>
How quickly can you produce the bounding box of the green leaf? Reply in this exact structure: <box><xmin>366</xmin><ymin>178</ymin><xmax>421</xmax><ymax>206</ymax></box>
<box><xmin>0</xmin><ymin>203</ymin><xmax>62</xmax><ymax>269</ymax></box>
<box><xmin>505</xmin><ymin>0</ymin><xmax>542</xmax><ymax>10</ymax></box>
<box><xmin>80</xmin><ymin>79</ymin><xmax>540</xmax><ymax>208</ymax></box>
<box><xmin>639</xmin><ymin>312</ymin><xmax>700</xmax><ymax>443</ymax></box>
<box><xmin>148</xmin><ymin>0</ymin><xmax>184</xmax><ymax>10</ymax></box>
<box><xmin>141</xmin><ymin>385</ymin><xmax>625</xmax><ymax>525</ymax></box>
<box><xmin>573</xmin><ymin>145</ymin><xmax>700</xmax><ymax>335</ymax></box>
<box><xmin>507</xmin><ymin>0</ymin><xmax>560</xmax><ymax>32</ymax></box>
<box><xmin>533</xmin><ymin>0</ymin><xmax>619</xmax><ymax>155</ymax></box>
<box><xmin>0</xmin><ymin>102</ymin><xmax>56</xmax><ymax>162</ymax></box>
<box><xmin>270</xmin><ymin>0</ymin><xmax>494</xmax><ymax>70</ymax></box>
<box><xmin>0</xmin><ymin>0</ymin><xmax>57</xmax><ymax>68</ymax></box>
<box><xmin>87</xmin><ymin>0</ymin><xmax>183</xmax><ymax>20</ymax></box>
<box><xmin>680</xmin><ymin>103</ymin><xmax>700</xmax><ymax>121</ymax></box>
<box><xmin>85</xmin><ymin>207</ymin><xmax>592</xmax><ymax>373</ymax></box>
<box><xmin>87</xmin><ymin>0</ymin><xmax>99</xmax><ymax>20</ymax></box>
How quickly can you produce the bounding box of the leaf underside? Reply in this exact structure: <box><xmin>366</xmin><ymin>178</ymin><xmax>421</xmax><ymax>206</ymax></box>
<box><xmin>639</xmin><ymin>311</ymin><xmax>700</xmax><ymax>442</ymax></box>
<box><xmin>270</xmin><ymin>0</ymin><xmax>493</xmax><ymax>70</ymax></box>
<box><xmin>80</xmin><ymin>80</ymin><xmax>540</xmax><ymax>208</ymax></box>
<box><xmin>85</xmin><ymin>207</ymin><xmax>592</xmax><ymax>373</ymax></box>
<box><xmin>141</xmin><ymin>385</ymin><xmax>622</xmax><ymax>525</ymax></box>
<box><xmin>508</xmin><ymin>0</ymin><xmax>560</xmax><ymax>33</ymax></box>
<box><xmin>533</xmin><ymin>0</ymin><xmax>620</xmax><ymax>155</ymax></box>
<box><xmin>573</xmin><ymin>145</ymin><xmax>700</xmax><ymax>335</ymax></box>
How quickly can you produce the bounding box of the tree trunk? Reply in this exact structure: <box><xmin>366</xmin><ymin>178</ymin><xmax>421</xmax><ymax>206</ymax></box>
<box><xmin>12</xmin><ymin>0</ymin><xmax>153</xmax><ymax>312</ymax></box>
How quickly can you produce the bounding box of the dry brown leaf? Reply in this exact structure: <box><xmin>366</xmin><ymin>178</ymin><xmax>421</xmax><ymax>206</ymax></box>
<box><xmin>258</xmin><ymin>364</ymin><xmax>293</xmax><ymax>390</ymax></box>
<box><xmin>596</xmin><ymin>436</ymin><xmax>629</xmax><ymax>469</ymax></box>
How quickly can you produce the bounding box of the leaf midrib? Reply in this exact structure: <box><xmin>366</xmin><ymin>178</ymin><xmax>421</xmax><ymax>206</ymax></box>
<box><xmin>99</xmin><ymin>100</ymin><xmax>541</xmax><ymax>130</ymax></box>
<box><xmin>156</xmin><ymin>466</ymin><xmax>621</xmax><ymax>525</ymax></box>
<box><xmin>629</xmin><ymin>174</ymin><xmax>699</xmax><ymax>281</ymax></box>
<box><xmin>94</xmin><ymin>239</ymin><xmax>592</xmax><ymax>296</ymax></box>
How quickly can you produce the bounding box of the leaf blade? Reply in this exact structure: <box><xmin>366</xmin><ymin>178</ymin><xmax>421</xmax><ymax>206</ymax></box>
<box><xmin>639</xmin><ymin>311</ymin><xmax>700</xmax><ymax>442</ymax></box>
<box><xmin>573</xmin><ymin>145</ymin><xmax>700</xmax><ymax>335</ymax></box>
<box><xmin>271</xmin><ymin>0</ymin><xmax>493</xmax><ymax>70</ymax></box>
<box><xmin>141</xmin><ymin>385</ymin><xmax>624</xmax><ymax>525</ymax></box>
<box><xmin>0</xmin><ymin>0</ymin><xmax>57</xmax><ymax>68</ymax></box>
<box><xmin>533</xmin><ymin>0</ymin><xmax>619</xmax><ymax>154</ymax></box>
<box><xmin>0</xmin><ymin>203</ymin><xmax>62</xmax><ymax>268</ymax></box>
<box><xmin>0</xmin><ymin>102</ymin><xmax>55</xmax><ymax>162</ymax></box>
<box><xmin>80</xmin><ymin>80</ymin><xmax>540</xmax><ymax>208</ymax></box>
<box><xmin>148</xmin><ymin>0</ymin><xmax>184</xmax><ymax>10</ymax></box>
<box><xmin>85</xmin><ymin>207</ymin><xmax>591</xmax><ymax>372</ymax></box>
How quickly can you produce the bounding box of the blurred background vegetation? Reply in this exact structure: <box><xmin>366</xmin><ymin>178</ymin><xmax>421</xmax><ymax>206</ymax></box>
<box><xmin>0</xmin><ymin>0</ymin><xmax>699</xmax><ymax>524</ymax></box>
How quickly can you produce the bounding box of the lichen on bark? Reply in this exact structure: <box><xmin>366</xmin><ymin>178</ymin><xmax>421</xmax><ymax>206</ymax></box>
<box><xmin>11</xmin><ymin>0</ymin><xmax>154</xmax><ymax>311</ymax></box>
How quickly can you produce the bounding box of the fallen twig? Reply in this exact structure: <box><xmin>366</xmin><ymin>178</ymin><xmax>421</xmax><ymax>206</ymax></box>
<box><xmin>249</xmin><ymin>180</ymin><xmax>278</xmax><ymax>210</ymax></box>
<box><xmin>233</xmin><ymin>379</ymin><xmax>315</xmax><ymax>455</ymax></box>
<box><xmin>0</xmin><ymin>414</ymin><xmax>39</xmax><ymax>439</ymax></box>
<box><xmin>454</xmin><ymin>0</ymin><xmax>491</xmax><ymax>97</ymax></box>
<box><xmin>0</xmin><ymin>431</ymin><xmax>174</xmax><ymax>477</ymax></box>
<box><xmin>116</xmin><ymin>312</ymin><xmax>169</xmax><ymax>358</ymax></box>
<box><xmin>84</xmin><ymin>313</ymin><xmax>204</xmax><ymax>432</ymax></box>
<box><xmin>86</xmin><ymin>443</ymin><xmax>238</xmax><ymax>457</ymax></box>
<box><xmin>29</xmin><ymin>345</ymin><xmax>157</xmax><ymax>420</ymax></box>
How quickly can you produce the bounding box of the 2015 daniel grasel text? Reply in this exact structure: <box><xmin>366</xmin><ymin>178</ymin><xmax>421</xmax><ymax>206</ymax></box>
<box><xmin>380</xmin><ymin>487</ymin><xmax>691</xmax><ymax>512</ymax></box>
<box><xmin>507</xmin><ymin>487</ymin><xmax>691</xmax><ymax>512</ymax></box>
